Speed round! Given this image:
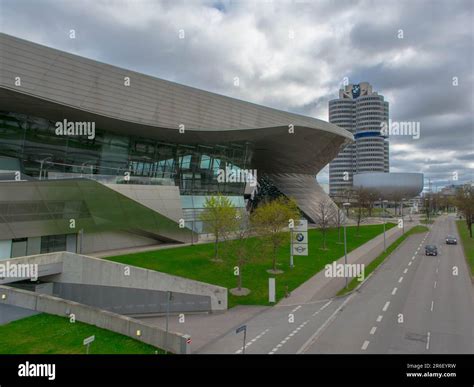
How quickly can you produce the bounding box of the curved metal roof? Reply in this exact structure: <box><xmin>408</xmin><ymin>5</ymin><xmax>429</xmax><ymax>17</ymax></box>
<box><xmin>0</xmin><ymin>33</ymin><xmax>352</xmax><ymax>175</ymax></box>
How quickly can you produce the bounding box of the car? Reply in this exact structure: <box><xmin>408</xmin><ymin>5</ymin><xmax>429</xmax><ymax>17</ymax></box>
<box><xmin>425</xmin><ymin>245</ymin><xmax>438</xmax><ymax>256</ymax></box>
<box><xmin>446</xmin><ymin>235</ymin><xmax>457</xmax><ymax>245</ymax></box>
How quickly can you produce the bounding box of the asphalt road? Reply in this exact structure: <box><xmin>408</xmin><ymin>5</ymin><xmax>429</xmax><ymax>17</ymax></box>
<box><xmin>199</xmin><ymin>215</ymin><xmax>474</xmax><ymax>354</ymax></box>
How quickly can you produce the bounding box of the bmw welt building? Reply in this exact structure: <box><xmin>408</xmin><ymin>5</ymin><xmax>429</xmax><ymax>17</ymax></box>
<box><xmin>0</xmin><ymin>33</ymin><xmax>352</xmax><ymax>258</ymax></box>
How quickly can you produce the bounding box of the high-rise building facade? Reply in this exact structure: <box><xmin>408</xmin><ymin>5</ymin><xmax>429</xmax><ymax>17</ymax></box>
<box><xmin>329</xmin><ymin>82</ymin><xmax>389</xmax><ymax>197</ymax></box>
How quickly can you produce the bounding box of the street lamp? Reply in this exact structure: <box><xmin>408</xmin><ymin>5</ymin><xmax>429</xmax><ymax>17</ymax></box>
<box><xmin>401</xmin><ymin>198</ymin><xmax>406</xmax><ymax>234</ymax></box>
<box><xmin>381</xmin><ymin>199</ymin><xmax>388</xmax><ymax>252</ymax></box>
<box><xmin>343</xmin><ymin>202</ymin><xmax>351</xmax><ymax>288</ymax></box>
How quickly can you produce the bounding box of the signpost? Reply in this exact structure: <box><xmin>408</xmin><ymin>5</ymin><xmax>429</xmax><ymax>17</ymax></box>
<box><xmin>236</xmin><ymin>325</ymin><xmax>247</xmax><ymax>354</ymax></box>
<box><xmin>83</xmin><ymin>335</ymin><xmax>95</xmax><ymax>354</ymax></box>
<box><xmin>290</xmin><ymin>219</ymin><xmax>308</xmax><ymax>267</ymax></box>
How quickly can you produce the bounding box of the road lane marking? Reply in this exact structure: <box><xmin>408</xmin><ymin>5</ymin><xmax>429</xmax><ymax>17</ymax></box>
<box><xmin>383</xmin><ymin>301</ymin><xmax>390</xmax><ymax>311</ymax></box>
<box><xmin>297</xmin><ymin>294</ymin><xmax>356</xmax><ymax>354</ymax></box>
<box><xmin>370</xmin><ymin>327</ymin><xmax>377</xmax><ymax>335</ymax></box>
<box><xmin>408</xmin><ymin>261</ymin><xmax>412</xmax><ymax>266</ymax></box>
<box><xmin>376</xmin><ymin>315</ymin><xmax>383</xmax><ymax>322</ymax></box>
<box><xmin>291</xmin><ymin>305</ymin><xmax>302</xmax><ymax>313</ymax></box>
<box><xmin>430</xmin><ymin>301</ymin><xmax>434</xmax><ymax>312</ymax></box>
<box><xmin>392</xmin><ymin>287</ymin><xmax>397</xmax><ymax>295</ymax></box>
<box><xmin>436</xmin><ymin>267</ymin><xmax>439</xmax><ymax>274</ymax></box>
<box><xmin>426</xmin><ymin>332</ymin><xmax>431</xmax><ymax>350</ymax></box>
<box><xmin>235</xmin><ymin>328</ymin><xmax>269</xmax><ymax>353</ymax></box>
<box><xmin>312</xmin><ymin>300</ymin><xmax>332</xmax><ymax>316</ymax></box>
<box><xmin>403</xmin><ymin>268</ymin><xmax>408</xmax><ymax>274</ymax></box>
<box><xmin>398</xmin><ymin>276</ymin><xmax>403</xmax><ymax>283</ymax></box>
<box><xmin>434</xmin><ymin>281</ymin><xmax>437</xmax><ymax>288</ymax></box>
<box><xmin>412</xmin><ymin>256</ymin><xmax>415</xmax><ymax>260</ymax></box>
<box><xmin>361</xmin><ymin>340</ymin><xmax>370</xmax><ymax>350</ymax></box>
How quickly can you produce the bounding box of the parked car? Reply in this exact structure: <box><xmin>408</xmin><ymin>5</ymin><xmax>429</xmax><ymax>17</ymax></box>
<box><xmin>425</xmin><ymin>245</ymin><xmax>438</xmax><ymax>256</ymax></box>
<box><xmin>446</xmin><ymin>235</ymin><xmax>457</xmax><ymax>245</ymax></box>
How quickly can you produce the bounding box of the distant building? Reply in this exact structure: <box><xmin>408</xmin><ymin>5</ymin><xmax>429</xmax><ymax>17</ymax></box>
<box><xmin>329</xmin><ymin>82</ymin><xmax>389</xmax><ymax>197</ymax></box>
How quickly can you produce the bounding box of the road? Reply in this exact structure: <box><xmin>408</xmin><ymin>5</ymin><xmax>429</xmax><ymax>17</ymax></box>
<box><xmin>198</xmin><ymin>215</ymin><xmax>474</xmax><ymax>354</ymax></box>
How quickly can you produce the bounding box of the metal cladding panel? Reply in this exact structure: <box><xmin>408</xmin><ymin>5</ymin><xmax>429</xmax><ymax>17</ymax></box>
<box><xmin>0</xmin><ymin>179</ymin><xmax>193</xmax><ymax>242</ymax></box>
<box><xmin>0</xmin><ymin>32</ymin><xmax>352</xmax><ymax>177</ymax></box>
<box><xmin>264</xmin><ymin>173</ymin><xmax>336</xmax><ymax>223</ymax></box>
<box><xmin>353</xmin><ymin>172</ymin><xmax>424</xmax><ymax>199</ymax></box>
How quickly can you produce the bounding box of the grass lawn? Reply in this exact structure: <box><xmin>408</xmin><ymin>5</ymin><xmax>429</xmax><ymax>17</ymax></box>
<box><xmin>0</xmin><ymin>314</ymin><xmax>163</xmax><ymax>354</ymax></box>
<box><xmin>456</xmin><ymin>220</ymin><xmax>474</xmax><ymax>276</ymax></box>
<box><xmin>338</xmin><ymin>225</ymin><xmax>429</xmax><ymax>296</ymax></box>
<box><xmin>106</xmin><ymin>223</ymin><xmax>395</xmax><ymax>308</ymax></box>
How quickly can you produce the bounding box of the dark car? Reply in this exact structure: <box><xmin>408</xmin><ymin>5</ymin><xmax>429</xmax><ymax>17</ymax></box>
<box><xmin>425</xmin><ymin>245</ymin><xmax>438</xmax><ymax>256</ymax></box>
<box><xmin>446</xmin><ymin>235</ymin><xmax>457</xmax><ymax>245</ymax></box>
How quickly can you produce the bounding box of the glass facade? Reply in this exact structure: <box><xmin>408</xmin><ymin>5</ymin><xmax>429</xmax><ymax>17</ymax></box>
<box><xmin>0</xmin><ymin>111</ymin><xmax>253</xmax><ymax>196</ymax></box>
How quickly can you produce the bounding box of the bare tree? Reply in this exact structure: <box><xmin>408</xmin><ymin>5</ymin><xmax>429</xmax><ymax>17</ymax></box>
<box><xmin>313</xmin><ymin>198</ymin><xmax>336</xmax><ymax>249</ymax></box>
<box><xmin>332</xmin><ymin>199</ymin><xmax>345</xmax><ymax>244</ymax></box>
<box><xmin>455</xmin><ymin>185</ymin><xmax>474</xmax><ymax>238</ymax></box>
<box><xmin>353</xmin><ymin>187</ymin><xmax>370</xmax><ymax>236</ymax></box>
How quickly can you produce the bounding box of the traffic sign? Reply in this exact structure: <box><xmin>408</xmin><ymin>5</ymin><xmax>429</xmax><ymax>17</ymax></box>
<box><xmin>83</xmin><ymin>335</ymin><xmax>95</xmax><ymax>345</ymax></box>
<box><xmin>293</xmin><ymin>219</ymin><xmax>308</xmax><ymax>232</ymax></box>
<box><xmin>292</xmin><ymin>243</ymin><xmax>308</xmax><ymax>256</ymax></box>
<box><xmin>292</xmin><ymin>231</ymin><xmax>308</xmax><ymax>244</ymax></box>
<box><xmin>236</xmin><ymin>325</ymin><xmax>247</xmax><ymax>334</ymax></box>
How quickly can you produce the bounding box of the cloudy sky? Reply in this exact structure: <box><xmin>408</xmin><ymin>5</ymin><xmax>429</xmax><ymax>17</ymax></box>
<box><xmin>0</xmin><ymin>0</ymin><xmax>472</xmax><ymax>190</ymax></box>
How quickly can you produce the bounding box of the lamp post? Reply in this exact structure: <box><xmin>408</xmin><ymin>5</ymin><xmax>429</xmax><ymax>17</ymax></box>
<box><xmin>381</xmin><ymin>199</ymin><xmax>388</xmax><ymax>252</ymax></box>
<box><xmin>343</xmin><ymin>202</ymin><xmax>351</xmax><ymax>288</ymax></box>
<box><xmin>164</xmin><ymin>291</ymin><xmax>173</xmax><ymax>354</ymax></box>
<box><xmin>401</xmin><ymin>198</ymin><xmax>406</xmax><ymax>234</ymax></box>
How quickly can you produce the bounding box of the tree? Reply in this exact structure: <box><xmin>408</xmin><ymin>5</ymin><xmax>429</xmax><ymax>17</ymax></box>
<box><xmin>199</xmin><ymin>194</ymin><xmax>238</xmax><ymax>261</ymax></box>
<box><xmin>228</xmin><ymin>209</ymin><xmax>253</xmax><ymax>295</ymax></box>
<box><xmin>455</xmin><ymin>185</ymin><xmax>474</xmax><ymax>238</ymax></box>
<box><xmin>251</xmin><ymin>196</ymin><xmax>300</xmax><ymax>274</ymax></box>
<box><xmin>314</xmin><ymin>198</ymin><xmax>336</xmax><ymax>250</ymax></box>
<box><xmin>353</xmin><ymin>187</ymin><xmax>370</xmax><ymax>236</ymax></box>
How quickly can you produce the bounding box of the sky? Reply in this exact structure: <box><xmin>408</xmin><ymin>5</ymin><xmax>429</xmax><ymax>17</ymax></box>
<box><xmin>0</xmin><ymin>0</ymin><xmax>472</xmax><ymax>190</ymax></box>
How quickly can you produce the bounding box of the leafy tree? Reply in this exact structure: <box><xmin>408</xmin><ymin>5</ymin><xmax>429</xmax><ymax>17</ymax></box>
<box><xmin>199</xmin><ymin>194</ymin><xmax>238</xmax><ymax>261</ymax></box>
<box><xmin>251</xmin><ymin>196</ymin><xmax>300</xmax><ymax>273</ymax></box>
<box><xmin>455</xmin><ymin>185</ymin><xmax>474</xmax><ymax>238</ymax></box>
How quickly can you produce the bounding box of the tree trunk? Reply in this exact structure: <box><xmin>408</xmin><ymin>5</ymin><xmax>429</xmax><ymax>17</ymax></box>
<box><xmin>214</xmin><ymin>234</ymin><xmax>219</xmax><ymax>259</ymax></box>
<box><xmin>273</xmin><ymin>244</ymin><xmax>277</xmax><ymax>271</ymax></box>
<box><xmin>338</xmin><ymin>226</ymin><xmax>341</xmax><ymax>243</ymax></box>
<box><xmin>238</xmin><ymin>266</ymin><xmax>242</xmax><ymax>290</ymax></box>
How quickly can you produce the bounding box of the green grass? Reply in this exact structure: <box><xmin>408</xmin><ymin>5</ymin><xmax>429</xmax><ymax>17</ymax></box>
<box><xmin>0</xmin><ymin>314</ymin><xmax>163</xmax><ymax>354</ymax></box>
<box><xmin>338</xmin><ymin>225</ymin><xmax>429</xmax><ymax>296</ymax></box>
<box><xmin>106</xmin><ymin>223</ymin><xmax>395</xmax><ymax>308</ymax></box>
<box><xmin>456</xmin><ymin>220</ymin><xmax>474</xmax><ymax>276</ymax></box>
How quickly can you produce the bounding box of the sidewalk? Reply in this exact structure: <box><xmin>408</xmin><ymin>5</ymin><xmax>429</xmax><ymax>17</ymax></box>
<box><xmin>277</xmin><ymin>221</ymin><xmax>420</xmax><ymax>305</ymax></box>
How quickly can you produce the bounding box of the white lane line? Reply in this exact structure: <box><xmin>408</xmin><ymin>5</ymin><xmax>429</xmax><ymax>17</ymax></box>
<box><xmin>291</xmin><ymin>305</ymin><xmax>302</xmax><ymax>313</ymax></box>
<box><xmin>392</xmin><ymin>287</ymin><xmax>397</xmax><ymax>295</ymax></box>
<box><xmin>403</xmin><ymin>268</ymin><xmax>408</xmax><ymax>274</ymax></box>
<box><xmin>370</xmin><ymin>326</ymin><xmax>377</xmax><ymax>335</ymax></box>
<box><xmin>434</xmin><ymin>281</ymin><xmax>437</xmax><ymax>288</ymax></box>
<box><xmin>297</xmin><ymin>294</ymin><xmax>356</xmax><ymax>354</ymax></box>
<box><xmin>312</xmin><ymin>300</ymin><xmax>332</xmax><ymax>316</ymax></box>
<box><xmin>383</xmin><ymin>301</ymin><xmax>390</xmax><ymax>312</ymax></box>
<box><xmin>426</xmin><ymin>332</ymin><xmax>431</xmax><ymax>350</ymax></box>
<box><xmin>270</xmin><ymin>320</ymin><xmax>309</xmax><ymax>354</ymax></box>
<box><xmin>398</xmin><ymin>276</ymin><xmax>404</xmax><ymax>283</ymax></box>
<box><xmin>408</xmin><ymin>261</ymin><xmax>412</xmax><ymax>266</ymax></box>
<box><xmin>235</xmin><ymin>328</ymin><xmax>269</xmax><ymax>353</ymax></box>
<box><xmin>361</xmin><ymin>340</ymin><xmax>370</xmax><ymax>350</ymax></box>
<box><xmin>412</xmin><ymin>256</ymin><xmax>416</xmax><ymax>261</ymax></box>
<box><xmin>436</xmin><ymin>267</ymin><xmax>439</xmax><ymax>274</ymax></box>
<box><xmin>430</xmin><ymin>301</ymin><xmax>434</xmax><ymax>312</ymax></box>
<box><xmin>376</xmin><ymin>315</ymin><xmax>383</xmax><ymax>322</ymax></box>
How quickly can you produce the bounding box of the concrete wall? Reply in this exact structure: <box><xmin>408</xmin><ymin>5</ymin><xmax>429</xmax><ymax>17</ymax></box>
<box><xmin>81</xmin><ymin>230</ymin><xmax>160</xmax><ymax>254</ymax></box>
<box><xmin>52</xmin><ymin>282</ymin><xmax>211</xmax><ymax>315</ymax></box>
<box><xmin>56</xmin><ymin>252</ymin><xmax>227</xmax><ymax>311</ymax></box>
<box><xmin>0</xmin><ymin>285</ymin><xmax>191</xmax><ymax>354</ymax></box>
<box><xmin>1</xmin><ymin>252</ymin><xmax>227</xmax><ymax>311</ymax></box>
